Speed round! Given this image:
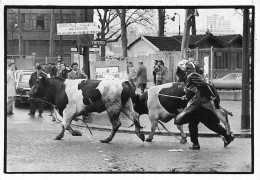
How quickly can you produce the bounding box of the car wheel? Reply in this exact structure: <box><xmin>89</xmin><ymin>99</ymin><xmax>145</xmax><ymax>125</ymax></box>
<box><xmin>15</xmin><ymin>99</ymin><xmax>21</xmax><ymax>107</ymax></box>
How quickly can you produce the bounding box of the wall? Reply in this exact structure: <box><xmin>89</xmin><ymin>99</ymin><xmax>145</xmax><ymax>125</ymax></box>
<box><xmin>127</xmin><ymin>40</ymin><xmax>158</xmax><ymax>57</ymax></box>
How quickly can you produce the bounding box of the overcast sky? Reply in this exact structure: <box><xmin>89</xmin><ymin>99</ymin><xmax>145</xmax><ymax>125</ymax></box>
<box><xmin>165</xmin><ymin>8</ymin><xmax>244</xmax><ymax>35</ymax></box>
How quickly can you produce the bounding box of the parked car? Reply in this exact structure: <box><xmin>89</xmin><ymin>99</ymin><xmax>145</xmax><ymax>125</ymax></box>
<box><xmin>211</xmin><ymin>73</ymin><xmax>242</xmax><ymax>90</ymax></box>
<box><xmin>15</xmin><ymin>70</ymin><xmax>34</xmax><ymax>107</ymax></box>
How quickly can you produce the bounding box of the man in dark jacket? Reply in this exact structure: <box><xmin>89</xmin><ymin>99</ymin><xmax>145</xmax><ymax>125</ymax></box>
<box><xmin>174</xmin><ymin>62</ymin><xmax>234</xmax><ymax>150</ymax></box>
<box><xmin>28</xmin><ymin>65</ymin><xmax>47</xmax><ymax>117</ymax></box>
<box><xmin>152</xmin><ymin>60</ymin><xmax>158</xmax><ymax>85</ymax></box>
<box><xmin>57</xmin><ymin>62</ymin><xmax>68</xmax><ymax>79</ymax></box>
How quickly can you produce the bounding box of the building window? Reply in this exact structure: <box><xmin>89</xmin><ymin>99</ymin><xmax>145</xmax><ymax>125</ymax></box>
<box><xmin>36</xmin><ymin>14</ymin><xmax>44</xmax><ymax>30</ymax></box>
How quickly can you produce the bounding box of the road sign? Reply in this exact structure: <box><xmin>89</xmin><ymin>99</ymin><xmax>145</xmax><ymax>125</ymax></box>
<box><xmin>89</xmin><ymin>48</ymin><xmax>100</xmax><ymax>52</ymax></box>
<box><xmin>57</xmin><ymin>23</ymin><xmax>99</xmax><ymax>35</ymax></box>
<box><xmin>91</xmin><ymin>40</ymin><xmax>106</xmax><ymax>46</ymax></box>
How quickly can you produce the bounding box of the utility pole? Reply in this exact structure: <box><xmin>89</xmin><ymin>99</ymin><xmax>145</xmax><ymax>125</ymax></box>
<box><xmin>81</xmin><ymin>9</ymin><xmax>94</xmax><ymax>78</ymax></box>
<box><xmin>49</xmin><ymin>9</ymin><xmax>55</xmax><ymax>60</ymax></box>
<box><xmin>18</xmin><ymin>9</ymin><xmax>23</xmax><ymax>58</ymax></box>
<box><xmin>59</xmin><ymin>9</ymin><xmax>63</xmax><ymax>61</ymax></box>
<box><xmin>241</xmin><ymin>8</ymin><xmax>250</xmax><ymax>131</ymax></box>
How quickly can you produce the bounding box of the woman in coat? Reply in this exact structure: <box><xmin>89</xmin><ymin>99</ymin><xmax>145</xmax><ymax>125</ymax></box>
<box><xmin>136</xmin><ymin>62</ymin><xmax>147</xmax><ymax>93</ymax></box>
<box><xmin>7</xmin><ymin>63</ymin><xmax>16</xmax><ymax>115</ymax></box>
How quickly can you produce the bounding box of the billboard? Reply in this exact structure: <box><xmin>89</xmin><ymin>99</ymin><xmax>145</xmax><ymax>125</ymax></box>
<box><xmin>95</xmin><ymin>67</ymin><xmax>119</xmax><ymax>80</ymax></box>
<box><xmin>57</xmin><ymin>23</ymin><xmax>99</xmax><ymax>35</ymax></box>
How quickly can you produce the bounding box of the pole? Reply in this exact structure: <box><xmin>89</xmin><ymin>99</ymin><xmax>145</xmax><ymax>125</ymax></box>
<box><xmin>178</xmin><ymin>15</ymin><xmax>180</xmax><ymax>35</ymax></box>
<box><xmin>82</xmin><ymin>9</ymin><xmax>93</xmax><ymax>78</ymax></box>
<box><xmin>210</xmin><ymin>46</ymin><xmax>213</xmax><ymax>81</ymax></box>
<box><xmin>241</xmin><ymin>8</ymin><xmax>250</xmax><ymax>131</ymax></box>
<box><xmin>59</xmin><ymin>9</ymin><xmax>63</xmax><ymax>61</ymax></box>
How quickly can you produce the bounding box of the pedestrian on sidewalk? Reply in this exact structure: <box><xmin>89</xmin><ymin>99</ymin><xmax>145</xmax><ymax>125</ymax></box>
<box><xmin>28</xmin><ymin>65</ymin><xmax>47</xmax><ymax>118</ymax></box>
<box><xmin>174</xmin><ymin>62</ymin><xmax>234</xmax><ymax>150</ymax></box>
<box><xmin>152</xmin><ymin>60</ymin><xmax>158</xmax><ymax>85</ymax></box>
<box><xmin>136</xmin><ymin>61</ymin><xmax>147</xmax><ymax>94</ymax></box>
<box><xmin>7</xmin><ymin>63</ymin><xmax>16</xmax><ymax>115</ymax></box>
<box><xmin>153</xmin><ymin>60</ymin><xmax>168</xmax><ymax>85</ymax></box>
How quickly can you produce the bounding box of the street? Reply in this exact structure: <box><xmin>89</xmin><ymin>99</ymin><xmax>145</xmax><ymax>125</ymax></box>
<box><xmin>5</xmin><ymin>105</ymin><xmax>252</xmax><ymax>173</ymax></box>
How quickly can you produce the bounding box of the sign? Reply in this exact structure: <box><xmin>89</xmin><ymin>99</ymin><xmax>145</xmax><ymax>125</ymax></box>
<box><xmin>90</xmin><ymin>48</ymin><xmax>100</xmax><ymax>52</ymax></box>
<box><xmin>91</xmin><ymin>40</ymin><xmax>106</xmax><ymax>46</ymax></box>
<box><xmin>95</xmin><ymin>67</ymin><xmax>119</xmax><ymax>80</ymax></box>
<box><xmin>57</xmin><ymin>23</ymin><xmax>99</xmax><ymax>35</ymax></box>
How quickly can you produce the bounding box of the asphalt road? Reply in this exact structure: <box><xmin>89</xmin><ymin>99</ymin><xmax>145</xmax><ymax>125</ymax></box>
<box><xmin>5</xmin><ymin>107</ymin><xmax>252</xmax><ymax>173</ymax></box>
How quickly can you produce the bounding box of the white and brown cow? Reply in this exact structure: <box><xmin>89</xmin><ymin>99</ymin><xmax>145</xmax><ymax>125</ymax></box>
<box><xmin>29</xmin><ymin>77</ymin><xmax>145</xmax><ymax>143</ymax></box>
<box><xmin>134</xmin><ymin>82</ymin><xmax>233</xmax><ymax>143</ymax></box>
<box><xmin>134</xmin><ymin>82</ymin><xmax>188</xmax><ymax>142</ymax></box>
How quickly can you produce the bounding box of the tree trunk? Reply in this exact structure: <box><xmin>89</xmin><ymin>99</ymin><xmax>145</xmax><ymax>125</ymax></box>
<box><xmin>120</xmin><ymin>9</ymin><xmax>128</xmax><ymax>58</ymax></box>
<box><xmin>49</xmin><ymin>9</ymin><xmax>55</xmax><ymax>59</ymax></box>
<box><xmin>181</xmin><ymin>9</ymin><xmax>194</xmax><ymax>59</ymax></box>
<box><xmin>191</xmin><ymin>16</ymin><xmax>196</xmax><ymax>35</ymax></box>
<box><xmin>158</xmin><ymin>9</ymin><xmax>165</xmax><ymax>37</ymax></box>
<box><xmin>100</xmin><ymin>31</ymin><xmax>106</xmax><ymax>61</ymax></box>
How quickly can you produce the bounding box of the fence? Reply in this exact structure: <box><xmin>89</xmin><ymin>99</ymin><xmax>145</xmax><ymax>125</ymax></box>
<box><xmin>35</xmin><ymin>56</ymin><xmax>72</xmax><ymax>66</ymax></box>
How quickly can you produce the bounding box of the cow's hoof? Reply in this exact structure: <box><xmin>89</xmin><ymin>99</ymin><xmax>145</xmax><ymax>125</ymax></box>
<box><xmin>54</xmin><ymin>136</ymin><xmax>62</xmax><ymax>140</ymax></box>
<box><xmin>100</xmin><ymin>139</ymin><xmax>111</xmax><ymax>143</ymax></box>
<box><xmin>137</xmin><ymin>132</ymin><xmax>145</xmax><ymax>142</ymax></box>
<box><xmin>145</xmin><ymin>138</ymin><xmax>153</xmax><ymax>142</ymax></box>
<box><xmin>180</xmin><ymin>137</ymin><xmax>187</xmax><ymax>144</ymax></box>
<box><xmin>72</xmin><ymin>130</ymin><xmax>82</xmax><ymax>136</ymax></box>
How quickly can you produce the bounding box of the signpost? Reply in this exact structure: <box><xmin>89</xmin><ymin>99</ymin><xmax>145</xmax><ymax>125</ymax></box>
<box><xmin>91</xmin><ymin>40</ymin><xmax>106</xmax><ymax>46</ymax></box>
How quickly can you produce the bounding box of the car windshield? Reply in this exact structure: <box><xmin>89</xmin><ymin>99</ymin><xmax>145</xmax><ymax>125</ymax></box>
<box><xmin>20</xmin><ymin>74</ymin><xmax>31</xmax><ymax>83</ymax></box>
<box><xmin>222</xmin><ymin>73</ymin><xmax>239</xmax><ymax>81</ymax></box>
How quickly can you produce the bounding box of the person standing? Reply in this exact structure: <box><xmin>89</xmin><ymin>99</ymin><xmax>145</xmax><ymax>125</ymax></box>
<box><xmin>67</xmin><ymin>62</ymin><xmax>88</xmax><ymax>79</ymax></box>
<box><xmin>154</xmin><ymin>60</ymin><xmax>168</xmax><ymax>85</ymax></box>
<box><xmin>57</xmin><ymin>62</ymin><xmax>68</xmax><ymax>79</ymax></box>
<box><xmin>194</xmin><ymin>60</ymin><xmax>203</xmax><ymax>75</ymax></box>
<box><xmin>28</xmin><ymin>65</ymin><xmax>47</xmax><ymax>117</ymax></box>
<box><xmin>127</xmin><ymin>62</ymin><xmax>137</xmax><ymax>90</ymax></box>
<box><xmin>136</xmin><ymin>62</ymin><xmax>147</xmax><ymax>94</ymax></box>
<box><xmin>7</xmin><ymin>63</ymin><xmax>16</xmax><ymax>115</ymax></box>
<box><xmin>152</xmin><ymin>60</ymin><xmax>158</xmax><ymax>85</ymax></box>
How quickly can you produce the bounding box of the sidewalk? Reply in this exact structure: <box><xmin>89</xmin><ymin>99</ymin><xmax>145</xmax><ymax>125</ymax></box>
<box><xmin>73</xmin><ymin>101</ymin><xmax>251</xmax><ymax>138</ymax></box>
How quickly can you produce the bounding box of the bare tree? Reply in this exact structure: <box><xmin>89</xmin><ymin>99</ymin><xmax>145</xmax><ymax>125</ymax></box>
<box><xmin>181</xmin><ymin>9</ymin><xmax>199</xmax><ymax>59</ymax></box>
<box><xmin>96</xmin><ymin>9</ymin><xmax>156</xmax><ymax>59</ymax></box>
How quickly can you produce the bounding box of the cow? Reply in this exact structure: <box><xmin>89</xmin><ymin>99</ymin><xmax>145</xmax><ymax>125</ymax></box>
<box><xmin>29</xmin><ymin>77</ymin><xmax>145</xmax><ymax>143</ymax></box>
<box><xmin>134</xmin><ymin>82</ymin><xmax>233</xmax><ymax>143</ymax></box>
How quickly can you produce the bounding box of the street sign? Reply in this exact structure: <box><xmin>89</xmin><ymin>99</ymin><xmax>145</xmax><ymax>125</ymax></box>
<box><xmin>89</xmin><ymin>48</ymin><xmax>100</xmax><ymax>52</ymax></box>
<box><xmin>91</xmin><ymin>40</ymin><xmax>106</xmax><ymax>46</ymax></box>
<box><xmin>57</xmin><ymin>23</ymin><xmax>99</xmax><ymax>35</ymax></box>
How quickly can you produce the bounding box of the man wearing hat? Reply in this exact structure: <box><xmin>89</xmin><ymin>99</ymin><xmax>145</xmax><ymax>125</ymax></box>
<box><xmin>174</xmin><ymin>62</ymin><xmax>234</xmax><ymax>150</ymax></box>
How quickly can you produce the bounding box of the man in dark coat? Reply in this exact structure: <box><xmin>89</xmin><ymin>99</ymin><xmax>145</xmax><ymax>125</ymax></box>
<box><xmin>28</xmin><ymin>65</ymin><xmax>47</xmax><ymax>117</ymax></box>
<box><xmin>57</xmin><ymin>62</ymin><xmax>68</xmax><ymax>79</ymax></box>
<box><xmin>194</xmin><ymin>60</ymin><xmax>203</xmax><ymax>75</ymax></box>
<box><xmin>174</xmin><ymin>62</ymin><xmax>235</xmax><ymax>150</ymax></box>
<box><xmin>136</xmin><ymin>62</ymin><xmax>147</xmax><ymax>93</ymax></box>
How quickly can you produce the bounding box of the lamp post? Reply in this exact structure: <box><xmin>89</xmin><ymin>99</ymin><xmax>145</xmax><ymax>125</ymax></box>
<box><xmin>174</xmin><ymin>13</ymin><xmax>180</xmax><ymax>35</ymax></box>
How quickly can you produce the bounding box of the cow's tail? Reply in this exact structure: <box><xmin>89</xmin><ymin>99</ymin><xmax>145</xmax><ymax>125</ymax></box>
<box><xmin>157</xmin><ymin>121</ymin><xmax>181</xmax><ymax>140</ymax></box>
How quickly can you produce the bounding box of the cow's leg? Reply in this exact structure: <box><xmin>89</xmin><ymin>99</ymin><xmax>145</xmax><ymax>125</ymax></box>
<box><xmin>122</xmin><ymin>105</ymin><xmax>145</xmax><ymax>142</ymax></box>
<box><xmin>54</xmin><ymin>106</ymin><xmax>82</xmax><ymax>140</ymax></box>
<box><xmin>177</xmin><ymin>125</ymin><xmax>187</xmax><ymax>144</ymax></box>
<box><xmin>146</xmin><ymin>118</ymin><xmax>158</xmax><ymax>142</ymax></box>
<box><xmin>100</xmin><ymin>111</ymin><xmax>121</xmax><ymax>143</ymax></box>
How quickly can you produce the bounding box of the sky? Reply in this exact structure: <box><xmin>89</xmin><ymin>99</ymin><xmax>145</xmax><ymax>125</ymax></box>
<box><xmin>165</xmin><ymin>8</ymin><xmax>244</xmax><ymax>35</ymax></box>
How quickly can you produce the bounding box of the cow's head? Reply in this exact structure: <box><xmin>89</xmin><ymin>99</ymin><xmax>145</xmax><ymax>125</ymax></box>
<box><xmin>29</xmin><ymin>76</ymin><xmax>48</xmax><ymax>98</ymax></box>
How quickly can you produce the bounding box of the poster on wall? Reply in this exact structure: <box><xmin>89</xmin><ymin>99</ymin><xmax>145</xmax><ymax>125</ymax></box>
<box><xmin>95</xmin><ymin>66</ymin><xmax>119</xmax><ymax>80</ymax></box>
